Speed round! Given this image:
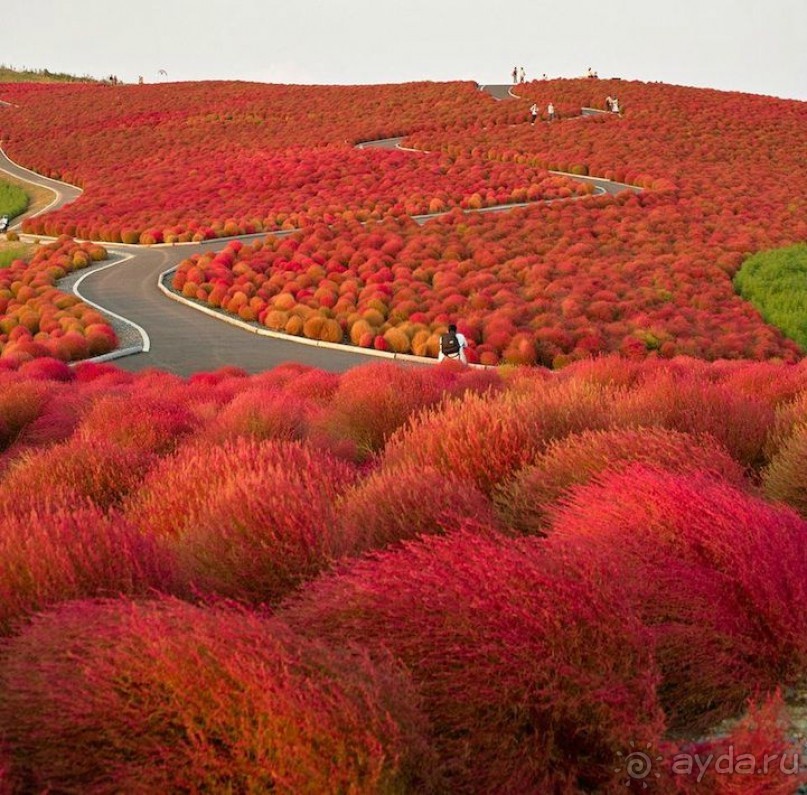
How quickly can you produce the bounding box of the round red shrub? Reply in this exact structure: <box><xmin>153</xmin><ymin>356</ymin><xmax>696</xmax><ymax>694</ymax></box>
<box><xmin>124</xmin><ymin>439</ymin><xmax>358</xmax><ymax>603</ymax></box>
<box><xmin>202</xmin><ymin>388</ymin><xmax>308</xmax><ymax>443</ymax></box>
<box><xmin>494</xmin><ymin>427</ymin><xmax>749</xmax><ymax>535</ymax></box>
<box><xmin>0</xmin><ymin>437</ymin><xmax>159</xmax><ymax>513</ymax></box>
<box><xmin>607</xmin><ymin>371</ymin><xmax>775</xmax><ymax>468</ymax></box>
<box><xmin>546</xmin><ymin>466</ymin><xmax>807</xmax><ymax>730</ymax></box>
<box><xmin>308</xmin><ymin>362</ymin><xmax>449</xmax><ymax>462</ymax></box>
<box><xmin>339</xmin><ymin>462</ymin><xmax>498</xmax><ymax>552</ymax></box>
<box><xmin>0</xmin><ymin>598</ymin><xmax>440</xmax><ymax>794</ymax></box>
<box><xmin>282</xmin><ymin>526</ymin><xmax>663</xmax><ymax>793</ymax></box>
<box><xmin>0</xmin><ymin>504</ymin><xmax>176</xmax><ymax>634</ymax></box>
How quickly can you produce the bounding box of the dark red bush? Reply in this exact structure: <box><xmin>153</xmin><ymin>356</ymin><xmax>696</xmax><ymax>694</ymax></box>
<box><xmin>0</xmin><ymin>598</ymin><xmax>440</xmax><ymax>793</ymax></box>
<box><xmin>282</xmin><ymin>526</ymin><xmax>664</xmax><ymax>792</ymax></box>
<box><xmin>546</xmin><ymin>466</ymin><xmax>807</xmax><ymax>729</ymax></box>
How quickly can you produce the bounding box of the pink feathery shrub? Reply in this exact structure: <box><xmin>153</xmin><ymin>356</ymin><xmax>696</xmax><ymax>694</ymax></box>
<box><xmin>379</xmin><ymin>379</ymin><xmax>616</xmax><ymax>495</ymax></box>
<box><xmin>494</xmin><ymin>427</ymin><xmax>749</xmax><ymax>535</ymax></box>
<box><xmin>201</xmin><ymin>388</ymin><xmax>308</xmax><ymax>443</ymax></box>
<box><xmin>281</xmin><ymin>526</ymin><xmax>664</xmax><ymax>793</ymax></box>
<box><xmin>546</xmin><ymin>466</ymin><xmax>807</xmax><ymax>730</ymax></box>
<box><xmin>607</xmin><ymin>371</ymin><xmax>775</xmax><ymax>468</ymax></box>
<box><xmin>662</xmin><ymin>691</ymin><xmax>806</xmax><ymax>794</ymax></box>
<box><xmin>762</xmin><ymin>424</ymin><xmax>807</xmax><ymax>518</ymax></box>
<box><xmin>74</xmin><ymin>393</ymin><xmax>196</xmax><ymax>455</ymax></box>
<box><xmin>0</xmin><ymin>598</ymin><xmax>440</xmax><ymax>794</ymax></box>
<box><xmin>338</xmin><ymin>463</ymin><xmax>498</xmax><ymax>551</ymax></box>
<box><xmin>124</xmin><ymin>439</ymin><xmax>358</xmax><ymax>603</ymax></box>
<box><xmin>0</xmin><ymin>504</ymin><xmax>176</xmax><ymax>634</ymax></box>
<box><xmin>0</xmin><ymin>437</ymin><xmax>158</xmax><ymax>514</ymax></box>
<box><xmin>308</xmin><ymin>361</ymin><xmax>450</xmax><ymax>462</ymax></box>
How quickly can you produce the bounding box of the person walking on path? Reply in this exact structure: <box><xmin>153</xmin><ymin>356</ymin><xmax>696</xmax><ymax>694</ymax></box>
<box><xmin>530</xmin><ymin>102</ymin><xmax>539</xmax><ymax>124</ymax></box>
<box><xmin>611</xmin><ymin>97</ymin><xmax>620</xmax><ymax>114</ymax></box>
<box><xmin>547</xmin><ymin>102</ymin><xmax>555</xmax><ymax>121</ymax></box>
<box><xmin>519</xmin><ymin>67</ymin><xmax>526</xmax><ymax>84</ymax></box>
<box><xmin>439</xmin><ymin>324</ymin><xmax>468</xmax><ymax>364</ymax></box>
<box><xmin>512</xmin><ymin>66</ymin><xmax>518</xmax><ymax>84</ymax></box>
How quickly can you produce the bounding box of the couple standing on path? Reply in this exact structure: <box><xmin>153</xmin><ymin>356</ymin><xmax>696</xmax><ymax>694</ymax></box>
<box><xmin>512</xmin><ymin>66</ymin><xmax>526</xmax><ymax>84</ymax></box>
<box><xmin>530</xmin><ymin>102</ymin><xmax>555</xmax><ymax>124</ymax></box>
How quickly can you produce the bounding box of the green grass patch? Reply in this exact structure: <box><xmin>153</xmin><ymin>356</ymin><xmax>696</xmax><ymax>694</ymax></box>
<box><xmin>734</xmin><ymin>243</ymin><xmax>807</xmax><ymax>349</ymax></box>
<box><xmin>0</xmin><ymin>179</ymin><xmax>29</xmax><ymax>219</ymax></box>
<box><xmin>0</xmin><ymin>242</ymin><xmax>32</xmax><ymax>268</ymax></box>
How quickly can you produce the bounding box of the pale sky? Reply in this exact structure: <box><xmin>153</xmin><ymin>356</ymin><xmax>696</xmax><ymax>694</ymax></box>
<box><xmin>4</xmin><ymin>0</ymin><xmax>806</xmax><ymax>100</ymax></box>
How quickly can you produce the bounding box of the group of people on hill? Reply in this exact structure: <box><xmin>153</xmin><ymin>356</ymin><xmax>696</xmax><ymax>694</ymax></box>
<box><xmin>529</xmin><ymin>102</ymin><xmax>555</xmax><ymax>124</ymax></box>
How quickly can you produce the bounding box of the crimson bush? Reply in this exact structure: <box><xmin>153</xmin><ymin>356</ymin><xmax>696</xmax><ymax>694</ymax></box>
<box><xmin>0</xmin><ymin>598</ymin><xmax>440</xmax><ymax>793</ymax></box>
<box><xmin>282</xmin><ymin>526</ymin><xmax>663</xmax><ymax>792</ymax></box>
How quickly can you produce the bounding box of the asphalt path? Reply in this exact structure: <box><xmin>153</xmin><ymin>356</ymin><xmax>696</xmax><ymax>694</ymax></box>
<box><xmin>0</xmin><ymin>88</ymin><xmax>638</xmax><ymax>376</ymax></box>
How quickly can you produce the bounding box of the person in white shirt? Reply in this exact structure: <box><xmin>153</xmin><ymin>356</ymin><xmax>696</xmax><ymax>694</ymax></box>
<box><xmin>530</xmin><ymin>103</ymin><xmax>539</xmax><ymax>124</ymax></box>
<box><xmin>438</xmin><ymin>324</ymin><xmax>468</xmax><ymax>364</ymax></box>
<box><xmin>547</xmin><ymin>102</ymin><xmax>555</xmax><ymax>121</ymax></box>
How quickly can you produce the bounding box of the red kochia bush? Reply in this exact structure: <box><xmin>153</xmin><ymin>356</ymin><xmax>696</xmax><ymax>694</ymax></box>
<box><xmin>338</xmin><ymin>462</ymin><xmax>498</xmax><ymax>552</ymax></box>
<box><xmin>607</xmin><ymin>371</ymin><xmax>775</xmax><ymax>468</ymax></box>
<box><xmin>74</xmin><ymin>393</ymin><xmax>196</xmax><ymax>455</ymax></box>
<box><xmin>124</xmin><ymin>439</ymin><xmax>358</xmax><ymax>603</ymax></box>
<box><xmin>494</xmin><ymin>427</ymin><xmax>749</xmax><ymax>535</ymax></box>
<box><xmin>662</xmin><ymin>692</ymin><xmax>807</xmax><ymax>794</ymax></box>
<box><xmin>379</xmin><ymin>379</ymin><xmax>616</xmax><ymax>495</ymax></box>
<box><xmin>0</xmin><ymin>598</ymin><xmax>440</xmax><ymax>794</ymax></box>
<box><xmin>308</xmin><ymin>361</ymin><xmax>451</xmax><ymax>462</ymax></box>
<box><xmin>201</xmin><ymin>387</ymin><xmax>309</xmax><ymax>443</ymax></box>
<box><xmin>281</xmin><ymin>527</ymin><xmax>664</xmax><ymax>793</ymax></box>
<box><xmin>546</xmin><ymin>466</ymin><xmax>807</xmax><ymax>730</ymax></box>
<box><xmin>0</xmin><ymin>436</ymin><xmax>158</xmax><ymax>514</ymax></box>
<box><xmin>0</xmin><ymin>504</ymin><xmax>175</xmax><ymax>635</ymax></box>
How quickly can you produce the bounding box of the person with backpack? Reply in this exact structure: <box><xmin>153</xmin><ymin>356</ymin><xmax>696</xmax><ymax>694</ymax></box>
<box><xmin>439</xmin><ymin>324</ymin><xmax>468</xmax><ymax>364</ymax></box>
<box><xmin>529</xmin><ymin>103</ymin><xmax>539</xmax><ymax>124</ymax></box>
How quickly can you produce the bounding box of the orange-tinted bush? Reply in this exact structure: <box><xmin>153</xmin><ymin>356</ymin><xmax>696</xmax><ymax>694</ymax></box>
<box><xmin>494</xmin><ymin>427</ymin><xmax>748</xmax><ymax>534</ymax></box>
<box><xmin>124</xmin><ymin>439</ymin><xmax>358</xmax><ymax>603</ymax></box>
<box><xmin>762</xmin><ymin>423</ymin><xmax>807</xmax><ymax>517</ymax></box>
<box><xmin>339</xmin><ymin>463</ymin><xmax>497</xmax><ymax>552</ymax></box>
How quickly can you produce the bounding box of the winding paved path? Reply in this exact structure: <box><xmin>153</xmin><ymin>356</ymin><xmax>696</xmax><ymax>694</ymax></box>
<box><xmin>0</xmin><ymin>87</ymin><xmax>638</xmax><ymax>376</ymax></box>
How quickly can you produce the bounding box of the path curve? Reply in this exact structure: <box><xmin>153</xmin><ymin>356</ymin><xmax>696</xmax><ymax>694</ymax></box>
<box><xmin>0</xmin><ymin>91</ymin><xmax>639</xmax><ymax>376</ymax></box>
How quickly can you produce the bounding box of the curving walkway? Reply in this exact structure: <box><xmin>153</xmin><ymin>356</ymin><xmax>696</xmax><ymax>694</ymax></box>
<box><xmin>0</xmin><ymin>91</ymin><xmax>639</xmax><ymax>376</ymax></box>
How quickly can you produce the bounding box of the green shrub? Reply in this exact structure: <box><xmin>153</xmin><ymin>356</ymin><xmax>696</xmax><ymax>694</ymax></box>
<box><xmin>734</xmin><ymin>243</ymin><xmax>807</xmax><ymax>350</ymax></box>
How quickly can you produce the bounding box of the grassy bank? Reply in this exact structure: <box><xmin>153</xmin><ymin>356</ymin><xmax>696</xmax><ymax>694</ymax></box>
<box><xmin>734</xmin><ymin>243</ymin><xmax>807</xmax><ymax>350</ymax></box>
